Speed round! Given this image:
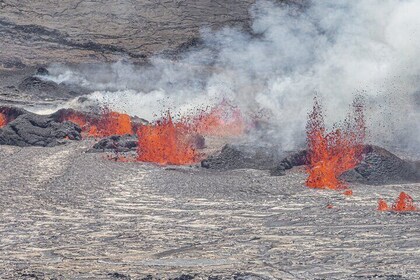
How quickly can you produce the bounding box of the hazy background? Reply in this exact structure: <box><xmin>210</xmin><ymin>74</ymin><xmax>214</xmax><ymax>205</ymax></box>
<box><xmin>3</xmin><ymin>0</ymin><xmax>418</xmax><ymax>151</ymax></box>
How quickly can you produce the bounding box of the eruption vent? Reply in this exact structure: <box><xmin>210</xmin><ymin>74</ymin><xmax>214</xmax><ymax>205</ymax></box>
<box><xmin>306</xmin><ymin>97</ymin><xmax>365</xmax><ymax>190</ymax></box>
<box><xmin>136</xmin><ymin>102</ymin><xmax>247</xmax><ymax>165</ymax></box>
<box><xmin>137</xmin><ymin>113</ymin><xmax>199</xmax><ymax>165</ymax></box>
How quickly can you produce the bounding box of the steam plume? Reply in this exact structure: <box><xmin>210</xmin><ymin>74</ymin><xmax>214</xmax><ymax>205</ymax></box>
<box><xmin>41</xmin><ymin>0</ymin><xmax>420</xmax><ymax>151</ymax></box>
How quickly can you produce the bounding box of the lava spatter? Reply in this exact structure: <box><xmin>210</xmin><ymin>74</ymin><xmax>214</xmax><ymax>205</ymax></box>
<box><xmin>305</xmin><ymin>97</ymin><xmax>365</xmax><ymax>190</ymax></box>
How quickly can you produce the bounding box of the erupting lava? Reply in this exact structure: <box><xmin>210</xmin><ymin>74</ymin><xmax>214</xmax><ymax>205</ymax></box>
<box><xmin>0</xmin><ymin>113</ymin><xmax>7</xmax><ymax>128</ymax></box>
<box><xmin>137</xmin><ymin>113</ymin><xmax>199</xmax><ymax>165</ymax></box>
<box><xmin>306</xmin><ymin>97</ymin><xmax>365</xmax><ymax>190</ymax></box>
<box><xmin>88</xmin><ymin>111</ymin><xmax>133</xmax><ymax>137</ymax></box>
<box><xmin>378</xmin><ymin>192</ymin><xmax>417</xmax><ymax>212</ymax></box>
<box><xmin>61</xmin><ymin>109</ymin><xmax>133</xmax><ymax>137</ymax></box>
<box><xmin>137</xmin><ymin>102</ymin><xmax>246</xmax><ymax>165</ymax></box>
<box><xmin>192</xmin><ymin>101</ymin><xmax>245</xmax><ymax>137</ymax></box>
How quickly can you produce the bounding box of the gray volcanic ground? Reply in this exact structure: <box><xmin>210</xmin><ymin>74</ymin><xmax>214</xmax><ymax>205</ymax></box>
<box><xmin>0</xmin><ymin>0</ymin><xmax>420</xmax><ymax>280</ymax></box>
<box><xmin>0</xmin><ymin>141</ymin><xmax>419</xmax><ymax>280</ymax></box>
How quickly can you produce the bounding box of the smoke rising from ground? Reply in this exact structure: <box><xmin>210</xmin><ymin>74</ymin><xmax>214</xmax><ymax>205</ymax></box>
<box><xmin>42</xmin><ymin>0</ymin><xmax>420</xmax><ymax>151</ymax></box>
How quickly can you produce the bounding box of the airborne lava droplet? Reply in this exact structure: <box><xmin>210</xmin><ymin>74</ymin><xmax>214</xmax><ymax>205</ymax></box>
<box><xmin>305</xmin><ymin>97</ymin><xmax>365</xmax><ymax>190</ymax></box>
<box><xmin>343</xmin><ymin>189</ymin><xmax>353</xmax><ymax>196</ymax></box>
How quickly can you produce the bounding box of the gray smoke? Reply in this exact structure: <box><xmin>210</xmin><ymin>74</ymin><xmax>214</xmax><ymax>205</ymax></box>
<box><xmin>40</xmin><ymin>0</ymin><xmax>420</xmax><ymax>151</ymax></box>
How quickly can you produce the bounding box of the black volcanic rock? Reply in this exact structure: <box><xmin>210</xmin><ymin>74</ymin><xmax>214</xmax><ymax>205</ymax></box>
<box><xmin>201</xmin><ymin>144</ymin><xmax>282</xmax><ymax>170</ymax></box>
<box><xmin>36</xmin><ymin>67</ymin><xmax>49</xmax><ymax>76</ymax></box>
<box><xmin>341</xmin><ymin>145</ymin><xmax>420</xmax><ymax>185</ymax></box>
<box><xmin>18</xmin><ymin>76</ymin><xmax>58</xmax><ymax>92</ymax></box>
<box><xmin>269</xmin><ymin>150</ymin><xmax>308</xmax><ymax>176</ymax></box>
<box><xmin>89</xmin><ymin>135</ymin><xmax>138</xmax><ymax>153</ymax></box>
<box><xmin>0</xmin><ymin>112</ymin><xmax>81</xmax><ymax>147</ymax></box>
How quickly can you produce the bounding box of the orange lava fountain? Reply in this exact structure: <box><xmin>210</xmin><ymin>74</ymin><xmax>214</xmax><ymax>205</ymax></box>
<box><xmin>306</xmin><ymin>97</ymin><xmax>365</xmax><ymax>190</ymax></box>
<box><xmin>137</xmin><ymin>113</ymin><xmax>198</xmax><ymax>165</ymax></box>
<box><xmin>0</xmin><ymin>113</ymin><xmax>7</xmax><ymax>128</ymax></box>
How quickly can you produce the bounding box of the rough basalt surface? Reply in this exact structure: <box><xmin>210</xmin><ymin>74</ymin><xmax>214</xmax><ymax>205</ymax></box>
<box><xmin>341</xmin><ymin>145</ymin><xmax>420</xmax><ymax>185</ymax></box>
<box><xmin>0</xmin><ymin>111</ymin><xmax>81</xmax><ymax>147</ymax></box>
<box><xmin>89</xmin><ymin>134</ymin><xmax>138</xmax><ymax>153</ymax></box>
<box><xmin>201</xmin><ymin>144</ymin><xmax>283</xmax><ymax>171</ymax></box>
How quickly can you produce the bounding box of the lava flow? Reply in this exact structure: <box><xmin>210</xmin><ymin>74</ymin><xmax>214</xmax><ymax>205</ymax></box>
<box><xmin>61</xmin><ymin>109</ymin><xmax>133</xmax><ymax>137</ymax></box>
<box><xmin>137</xmin><ymin>113</ymin><xmax>199</xmax><ymax>165</ymax></box>
<box><xmin>306</xmin><ymin>97</ymin><xmax>365</xmax><ymax>190</ymax></box>
<box><xmin>378</xmin><ymin>192</ymin><xmax>417</xmax><ymax>212</ymax></box>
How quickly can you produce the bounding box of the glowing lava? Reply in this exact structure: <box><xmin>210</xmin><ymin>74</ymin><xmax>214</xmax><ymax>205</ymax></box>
<box><xmin>377</xmin><ymin>199</ymin><xmax>389</xmax><ymax>211</ymax></box>
<box><xmin>88</xmin><ymin>111</ymin><xmax>133</xmax><ymax>137</ymax></box>
<box><xmin>137</xmin><ymin>113</ymin><xmax>199</xmax><ymax>165</ymax></box>
<box><xmin>377</xmin><ymin>192</ymin><xmax>417</xmax><ymax>212</ymax></box>
<box><xmin>0</xmin><ymin>113</ymin><xmax>7</xmax><ymax>128</ymax></box>
<box><xmin>61</xmin><ymin>109</ymin><xmax>133</xmax><ymax>137</ymax></box>
<box><xmin>306</xmin><ymin>97</ymin><xmax>365</xmax><ymax>190</ymax></box>
<box><xmin>192</xmin><ymin>101</ymin><xmax>245</xmax><ymax>137</ymax></box>
<box><xmin>391</xmin><ymin>192</ymin><xmax>417</xmax><ymax>211</ymax></box>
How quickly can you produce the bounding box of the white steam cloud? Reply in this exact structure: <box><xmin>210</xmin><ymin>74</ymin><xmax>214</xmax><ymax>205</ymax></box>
<box><xmin>42</xmin><ymin>0</ymin><xmax>420</xmax><ymax>151</ymax></box>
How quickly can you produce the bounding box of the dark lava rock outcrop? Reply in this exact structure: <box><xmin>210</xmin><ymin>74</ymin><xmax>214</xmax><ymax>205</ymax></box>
<box><xmin>0</xmin><ymin>111</ymin><xmax>81</xmax><ymax>147</ymax></box>
<box><xmin>341</xmin><ymin>145</ymin><xmax>420</xmax><ymax>185</ymax></box>
<box><xmin>201</xmin><ymin>144</ymin><xmax>283</xmax><ymax>171</ymax></box>
<box><xmin>89</xmin><ymin>135</ymin><xmax>138</xmax><ymax>153</ymax></box>
<box><xmin>202</xmin><ymin>144</ymin><xmax>420</xmax><ymax>185</ymax></box>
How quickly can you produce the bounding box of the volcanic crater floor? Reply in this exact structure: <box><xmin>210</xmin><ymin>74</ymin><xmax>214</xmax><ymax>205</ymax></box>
<box><xmin>0</xmin><ymin>141</ymin><xmax>419</xmax><ymax>279</ymax></box>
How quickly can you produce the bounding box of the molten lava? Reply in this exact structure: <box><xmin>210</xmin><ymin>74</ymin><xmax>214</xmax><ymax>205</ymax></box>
<box><xmin>343</xmin><ymin>189</ymin><xmax>353</xmax><ymax>196</ymax></box>
<box><xmin>377</xmin><ymin>199</ymin><xmax>389</xmax><ymax>211</ymax></box>
<box><xmin>192</xmin><ymin>101</ymin><xmax>245</xmax><ymax>137</ymax></box>
<box><xmin>61</xmin><ymin>110</ymin><xmax>133</xmax><ymax>137</ymax></box>
<box><xmin>391</xmin><ymin>192</ymin><xmax>417</xmax><ymax>211</ymax></box>
<box><xmin>377</xmin><ymin>192</ymin><xmax>417</xmax><ymax>212</ymax></box>
<box><xmin>306</xmin><ymin>97</ymin><xmax>365</xmax><ymax>190</ymax></box>
<box><xmin>137</xmin><ymin>113</ymin><xmax>198</xmax><ymax>165</ymax></box>
<box><xmin>0</xmin><ymin>113</ymin><xmax>7</xmax><ymax>128</ymax></box>
<box><xmin>89</xmin><ymin>111</ymin><xmax>133</xmax><ymax>137</ymax></box>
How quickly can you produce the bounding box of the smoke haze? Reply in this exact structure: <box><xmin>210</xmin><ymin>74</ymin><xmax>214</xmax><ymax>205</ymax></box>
<box><xmin>41</xmin><ymin>0</ymin><xmax>420</xmax><ymax>151</ymax></box>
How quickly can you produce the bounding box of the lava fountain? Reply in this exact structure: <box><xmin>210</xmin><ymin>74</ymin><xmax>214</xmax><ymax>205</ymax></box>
<box><xmin>137</xmin><ymin>113</ymin><xmax>199</xmax><ymax>165</ymax></box>
<box><xmin>306</xmin><ymin>97</ymin><xmax>366</xmax><ymax>190</ymax></box>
